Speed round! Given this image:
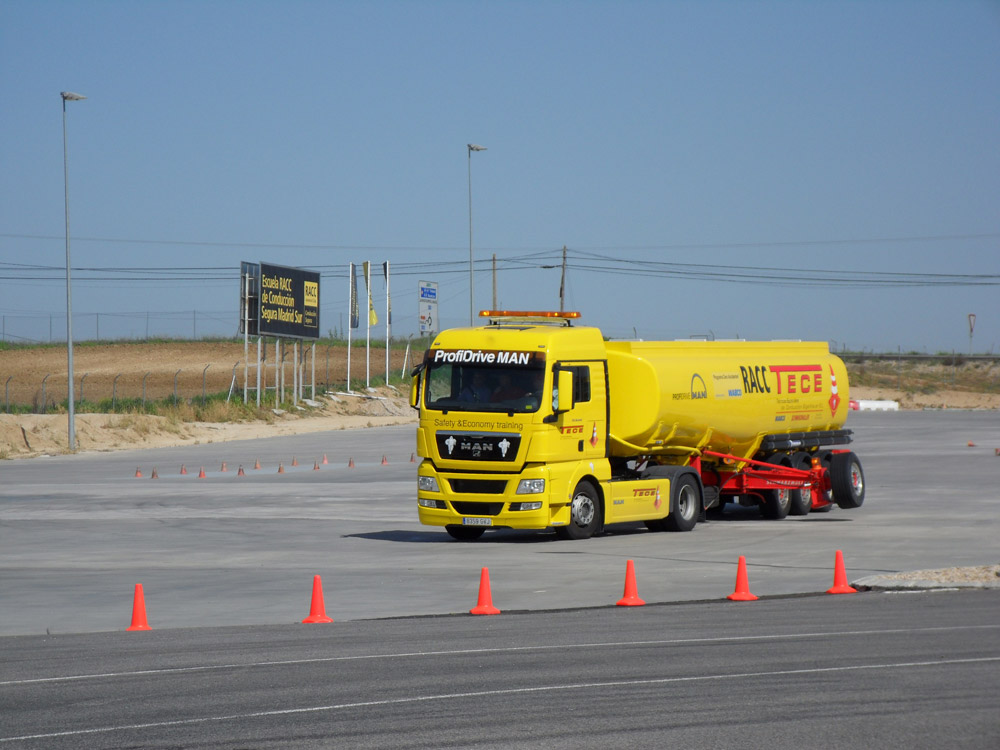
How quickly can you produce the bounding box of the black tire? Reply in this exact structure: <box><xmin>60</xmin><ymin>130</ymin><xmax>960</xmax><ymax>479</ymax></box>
<box><xmin>664</xmin><ymin>474</ymin><xmax>700</xmax><ymax>532</ymax></box>
<box><xmin>759</xmin><ymin>454</ymin><xmax>791</xmax><ymax>520</ymax></box>
<box><xmin>788</xmin><ymin>451</ymin><xmax>814</xmax><ymax>516</ymax></box>
<box><xmin>557</xmin><ymin>481</ymin><xmax>601</xmax><ymax>540</ymax></box>
<box><xmin>445</xmin><ymin>525</ymin><xmax>486</xmax><ymax>541</ymax></box>
<box><xmin>830</xmin><ymin>452</ymin><xmax>865</xmax><ymax>509</ymax></box>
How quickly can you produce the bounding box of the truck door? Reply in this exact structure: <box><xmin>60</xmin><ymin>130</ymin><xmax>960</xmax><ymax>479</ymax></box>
<box><xmin>555</xmin><ymin>360</ymin><xmax>607</xmax><ymax>459</ymax></box>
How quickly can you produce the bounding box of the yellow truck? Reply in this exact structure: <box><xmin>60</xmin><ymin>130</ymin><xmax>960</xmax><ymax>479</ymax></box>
<box><xmin>411</xmin><ymin>311</ymin><xmax>865</xmax><ymax>540</ymax></box>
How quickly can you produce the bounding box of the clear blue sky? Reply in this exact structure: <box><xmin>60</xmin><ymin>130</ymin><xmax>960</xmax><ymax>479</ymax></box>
<box><xmin>2</xmin><ymin>0</ymin><xmax>998</xmax><ymax>352</ymax></box>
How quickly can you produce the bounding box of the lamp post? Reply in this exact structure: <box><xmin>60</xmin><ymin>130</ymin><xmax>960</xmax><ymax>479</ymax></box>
<box><xmin>62</xmin><ymin>91</ymin><xmax>86</xmax><ymax>451</ymax></box>
<box><xmin>467</xmin><ymin>143</ymin><xmax>487</xmax><ymax>325</ymax></box>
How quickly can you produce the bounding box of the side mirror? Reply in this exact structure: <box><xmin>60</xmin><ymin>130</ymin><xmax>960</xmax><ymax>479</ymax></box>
<box><xmin>409</xmin><ymin>364</ymin><xmax>424</xmax><ymax>409</ymax></box>
<box><xmin>552</xmin><ymin>369</ymin><xmax>575</xmax><ymax>414</ymax></box>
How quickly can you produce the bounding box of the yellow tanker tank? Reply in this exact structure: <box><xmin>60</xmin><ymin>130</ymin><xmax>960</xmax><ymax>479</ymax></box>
<box><xmin>605</xmin><ymin>340</ymin><xmax>850</xmax><ymax>461</ymax></box>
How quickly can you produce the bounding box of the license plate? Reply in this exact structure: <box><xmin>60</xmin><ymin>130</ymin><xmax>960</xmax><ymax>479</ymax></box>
<box><xmin>463</xmin><ymin>517</ymin><xmax>493</xmax><ymax>527</ymax></box>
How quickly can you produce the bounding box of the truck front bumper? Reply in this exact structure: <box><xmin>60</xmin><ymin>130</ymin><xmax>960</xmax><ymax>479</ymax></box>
<box><xmin>416</xmin><ymin>461</ymin><xmax>574</xmax><ymax>530</ymax></box>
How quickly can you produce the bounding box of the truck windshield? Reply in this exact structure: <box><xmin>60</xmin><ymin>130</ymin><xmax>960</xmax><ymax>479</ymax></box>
<box><xmin>424</xmin><ymin>361</ymin><xmax>545</xmax><ymax>413</ymax></box>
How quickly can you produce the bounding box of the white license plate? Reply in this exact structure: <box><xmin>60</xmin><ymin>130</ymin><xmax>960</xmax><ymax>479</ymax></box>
<box><xmin>463</xmin><ymin>517</ymin><xmax>493</xmax><ymax>527</ymax></box>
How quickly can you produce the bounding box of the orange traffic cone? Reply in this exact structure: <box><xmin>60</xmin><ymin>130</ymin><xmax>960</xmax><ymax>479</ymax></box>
<box><xmin>198</xmin><ymin>466</ymin><xmax>206</xmax><ymax>479</ymax></box>
<box><xmin>180</xmin><ymin>464</ymin><xmax>188</xmax><ymax>475</ymax></box>
<box><xmin>727</xmin><ymin>555</ymin><xmax>758</xmax><ymax>601</ymax></box>
<box><xmin>410</xmin><ymin>453</ymin><xmax>416</xmax><ymax>463</ymax></box>
<box><xmin>220</xmin><ymin>462</ymin><xmax>228</xmax><ymax>472</ymax></box>
<box><xmin>313</xmin><ymin>461</ymin><xmax>320</xmax><ymax>470</ymax></box>
<box><xmin>381</xmin><ymin>455</ymin><xmax>389</xmax><ymax>465</ymax></box>
<box><xmin>254</xmin><ymin>458</ymin><xmax>261</xmax><ymax>470</ymax></box>
<box><xmin>277</xmin><ymin>463</ymin><xmax>285</xmax><ymax>474</ymax></box>
<box><xmin>322</xmin><ymin>454</ymin><xmax>329</xmax><ymax>465</ymax></box>
<box><xmin>348</xmin><ymin>457</ymin><xmax>355</xmax><ymax>468</ymax></box>
<box><xmin>151</xmin><ymin>468</ymin><xmax>158</xmax><ymax>479</ymax></box>
<box><xmin>237</xmin><ymin>465</ymin><xmax>245</xmax><ymax>476</ymax></box>
<box><xmin>302</xmin><ymin>575</ymin><xmax>333</xmax><ymax>623</ymax></box>
<box><xmin>826</xmin><ymin>550</ymin><xmax>858</xmax><ymax>595</ymax></box>
<box><xmin>968</xmin><ymin>441</ymin><xmax>976</xmax><ymax>447</ymax></box>
<box><xmin>134</xmin><ymin>467</ymin><xmax>143</xmax><ymax>478</ymax></box>
<box><xmin>292</xmin><ymin>456</ymin><xmax>299</xmax><ymax>467</ymax></box>
<box><xmin>470</xmin><ymin>567</ymin><xmax>501</xmax><ymax>615</ymax></box>
<box><xmin>616</xmin><ymin>559</ymin><xmax>645</xmax><ymax>606</ymax></box>
<box><xmin>126</xmin><ymin>583</ymin><xmax>152</xmax><ymax>631</ymax></box>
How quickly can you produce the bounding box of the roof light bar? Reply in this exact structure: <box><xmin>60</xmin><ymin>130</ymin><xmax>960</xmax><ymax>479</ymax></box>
<box><xmin>479</xmin><ymin>310</ymin><xmax>581</xmax><ymax>319</ymax></box>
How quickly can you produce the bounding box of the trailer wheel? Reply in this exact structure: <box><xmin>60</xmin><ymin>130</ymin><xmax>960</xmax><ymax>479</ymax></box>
<box><xmin>665</xmin><ymin>474</ymin><xmax>700</xmax><ymax>532</ymax></box>
<box><xmin>759</xmin><ymin>455</ymin><xmax>791</xmax><ymax>520</ymax></box>
<box><xmin>830</xmin><ymin>452</ymin><xmax>865</xmax><ymax>509</ymax></box>
<box><xmin>557</xmin><ymin>481</ymin><xmax>601</xmax><ymax>540</ymax></box>
<box><xmin>445</xmin><ymin>525</ymin><xmax>486</xmax><ymax>541</ymax></box>
<box><xmin>788</xmin><ymin>451</ymin><xmax>814</xmax><ymax>516</ymax></box>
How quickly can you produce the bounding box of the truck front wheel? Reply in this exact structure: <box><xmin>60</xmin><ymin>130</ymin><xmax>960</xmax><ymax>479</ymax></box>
<box><xmin>557</xmin><ymin>481</ymin><xmax>601</xmax><ymax>540</ymax></box>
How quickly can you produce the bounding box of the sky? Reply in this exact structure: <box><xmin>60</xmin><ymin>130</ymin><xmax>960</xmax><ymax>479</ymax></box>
<box><xmin>1</xmin><ymin>0</ymin><xmax>998</xmax><ymax>353</ymax></box>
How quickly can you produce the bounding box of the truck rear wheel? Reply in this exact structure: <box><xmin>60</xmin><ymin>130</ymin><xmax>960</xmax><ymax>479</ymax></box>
<box><xmin>830</xmin><ymin>452</ymin><xmax>865</xmax><ymax>509</ymax></box>
<box><xmin>445</xmin><ymin>525</ymin><xmax>486</xmax><ymax>541</ymax></box>
<box><xmin>788</xmin><ymin>451</ymin><xmax>814</xmax><ymax>516</ymax></box>
<box><xmin>664</xmin><ymin>474</ymin><xmax>700</xmax><ymax>532</ymax></box>
<box><xmin>759</xmin><ymin>455</ymin><xmax>791</xmax><ymax>520</ymax></box>
<box><xmin>557</xmin><ymin>481</ymin><xmax>601</xmax><ymax>540</ymax></box>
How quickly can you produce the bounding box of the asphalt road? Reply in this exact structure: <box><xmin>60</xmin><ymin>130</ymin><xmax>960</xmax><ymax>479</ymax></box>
<box><xmin>2</xmin><ymin>590</ymin><xmax>998</xmax><ymax>748</ymax></box>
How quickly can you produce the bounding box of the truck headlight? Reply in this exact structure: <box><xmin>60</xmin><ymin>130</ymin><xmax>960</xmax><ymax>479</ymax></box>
<box><xmin>418</xmin><ymin>497</ymin><xmax>446</xmax><ymax>509</ymax></box>
<box><xmin>418</xmin><ymin>476</ymin><xmax>440</xmax><ymax>492</ymax></box>
<box><xmin>516</xmin><ymin>478</ymin><xmax>545</xmax><ymax>494</ymax></box>
<box><xmin>510</xmin><ymin>501</ymin><xmax>543</xmax><ymax>511</ymax></box>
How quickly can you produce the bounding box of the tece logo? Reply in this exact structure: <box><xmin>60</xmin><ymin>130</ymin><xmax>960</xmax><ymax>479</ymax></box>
<box><xmin>632</xmin><ymin>487</ymin><xmax>657</xmax><ymax>497</ymax></box>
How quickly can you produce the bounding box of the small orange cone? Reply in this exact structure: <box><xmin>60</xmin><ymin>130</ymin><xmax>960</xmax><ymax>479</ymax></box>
<box><xmin>470</xmin><ymin>567</ymin><xmax>501</xmax><ymax>615</ymax></box>
<box><xmin>727</xmin><ymin>555</ymin><xmax>758</xmax><ymax>601</ymax></box>
<box><xmin>348</xmin><ymin>457</ymin><xmax>355</xmax><ymax>468</ymax></box>
<box><xmin>198</xmin><ymin>466</ymin><xmax>206</xmax><ymax>479</ymax></box>
<box><xmin>254</xmin><ymin>458</ymin><xmax>261</xmax><ymax>470</ymax></box>
<box><xmin>237</xmin><ymin>465</ymin><xmax>245</xmax><ymax>476</ymax></box>
<box><xmin>381</xmin><ymin>455</ymin><xmax>389</xmax><ymax>465</ymax></box>
<box><xmin>313</xmin><ymin>461</ymin><xmax>320</xmax><ymax>470</ymax></box>
<box><xmin>151</xmin><ymin>467</ymin><xmax>158</xmax><ymax>479</ymax></box>
<box><xmin>126</xmin><ymin>583</ymin><xmax>152</xmax><ymax>631</ymax></box>
<box><xmin>220</xmin><ymin>462</ymin><xmax>228</xmax><ymax>472</ymax></box>
<box><xmin>616</xmin><ymin>559</ymin><xmax>645</xmax><ymax>606</ymax></box>
<box><xmin>826</xmin><ymin>549</ymin><xmax>858</xmax><ymax>595</ymax></box>
<box><xmin>968</xmin><ymin>441</ymin><xmax>976</xmax><ymax>447</ymax></box>
<box><xmin>302</xmin><ymin>575</ymin><xmax>333</xmax><ymax>623</ymax></box>
<box><xmin>292</xmin><ymin>456</ymin><xmax>299</xmax><ymax>467</ymax></box>
<box><xmin>322</xmin><ymin>454</ymin><xmax>329</xmax><ymax>465</ymax></box>
<box><xmin>410</xmin><ymin>452</ymin><xmax>416</xmax><ymax>463</ymax></box>
<box><xmin>135</xmin><ymin>467</ymin><xmax>143</xmax><ymax>478</ymax></box>
<box><xmin>180</xmin><ymin>464</ymin><xmax>188</xmax><ymax>475</ymax></box>
<box><xmin>277</xmin><ymin>463</ymin><xmax>285</xmax><ymax>474</ymax></box>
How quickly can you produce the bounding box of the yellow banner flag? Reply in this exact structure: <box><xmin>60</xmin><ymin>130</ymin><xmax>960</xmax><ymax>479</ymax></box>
<box><xmin>363</xmin><ymin>261</ymin><xmax>378</xmax><ymax>326</ymax></box>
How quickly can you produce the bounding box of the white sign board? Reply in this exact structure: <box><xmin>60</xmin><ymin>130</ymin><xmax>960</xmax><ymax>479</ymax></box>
<box><xmin>419</xmin><ymin>280</ymin><xmax>438</xmax><ymax>334</ymax></box>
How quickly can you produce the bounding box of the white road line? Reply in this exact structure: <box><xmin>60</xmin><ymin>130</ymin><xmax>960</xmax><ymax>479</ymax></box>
<box><xmin>3</xmin><ymin>656</ymin><xmax>998</xmax><ymax>743</ymax></box>
<box><xmin>1</xmin><ymin>623</ymin><xmax>997</xmax><ymax>687</ymax></box>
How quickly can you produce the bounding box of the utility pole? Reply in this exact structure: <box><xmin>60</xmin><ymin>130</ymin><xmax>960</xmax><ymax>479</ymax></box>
<box><xmin>559</xmin><ymin>245</ymin><xmax>567</xmax><ymax>312</ymax></box>
<box><xmin>492</xmin><ymin>253</ymin><xmax>497</xmax><ymax>310</ymax></box>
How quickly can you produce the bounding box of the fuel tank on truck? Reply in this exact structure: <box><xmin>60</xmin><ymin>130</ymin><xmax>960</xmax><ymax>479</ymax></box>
<box><xmin>605</xmin><ymin>340</ymin><xmax>850</xmax><ymax>460</ymax></box>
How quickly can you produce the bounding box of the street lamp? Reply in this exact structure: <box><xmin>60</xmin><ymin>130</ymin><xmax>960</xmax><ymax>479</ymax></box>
<box><xmin>62</xmin><ymin>90</ymin><xmax>86</xmax><ymax>451</ymax></box>
<box><xmin>467</xmin><ymin>143</ymin><xmax>487</xmax><ymax>325</ymax></box>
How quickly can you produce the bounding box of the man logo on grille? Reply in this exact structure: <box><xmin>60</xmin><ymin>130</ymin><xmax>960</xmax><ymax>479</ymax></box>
<box><xmin>499</xmin><ymin>438</ymin><xmax>511</xmax><ymax>457</ymax></box>
<box><xmin>445</xmin><ymin>435</ymin><xmax>457</xmax><ymax>455</ymax></box>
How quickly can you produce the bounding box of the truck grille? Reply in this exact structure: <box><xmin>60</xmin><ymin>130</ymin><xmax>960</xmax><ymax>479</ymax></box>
<box><xmin>451</xmin><ymin>501</ymin><xmax>504</xmax><ymax>516</ymax></box>
<box><xmin>448</xmin><ymin>479</ymin><xmax>508</xmax><ymax>494</ymax></box>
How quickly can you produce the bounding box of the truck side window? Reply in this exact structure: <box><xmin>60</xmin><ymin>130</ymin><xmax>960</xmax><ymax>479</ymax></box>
<box><xmin>569</xmin><ymin>366</ymin><xmax>590</xmax><ymax>403</ymax></box>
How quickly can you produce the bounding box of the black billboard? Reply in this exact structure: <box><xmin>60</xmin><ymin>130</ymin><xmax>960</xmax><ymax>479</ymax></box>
<box><xmin>240</xmin><ymin>261</ymin><xmax>320</xmax><ymax>339</ymax></box>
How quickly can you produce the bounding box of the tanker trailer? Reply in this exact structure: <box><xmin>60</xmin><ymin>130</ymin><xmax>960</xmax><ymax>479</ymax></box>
<box><xmin>413</xmin><ymin>311</ymin><xmax>864</xmax><ymax>540</ymax></box>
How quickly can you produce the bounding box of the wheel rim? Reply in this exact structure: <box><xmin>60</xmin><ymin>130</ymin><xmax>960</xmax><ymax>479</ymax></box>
<box><xmin>677</xmin><ymin>484</ymin><xmax>697</xmax><ymax>520</ymax></box>
<box><xmin>571</xmin><ymin>493</ymin><xmax>596</xmax><ymax>526</ymax></box>
<box><xmin>850</xmin><ymin>463</ymin><xmax>864</xmax><ymax>496</ymax></box>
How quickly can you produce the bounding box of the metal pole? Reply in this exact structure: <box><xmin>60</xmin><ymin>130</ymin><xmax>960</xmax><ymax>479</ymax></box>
<box><xmin>61</xmin><ymin>91</ymin><xmax>86</xmax><ymax>451</ymax></box>
<box><xmin>467</xmin><ymin>144</ymin><xmax>487</xmax><ymax>325</ymax></box>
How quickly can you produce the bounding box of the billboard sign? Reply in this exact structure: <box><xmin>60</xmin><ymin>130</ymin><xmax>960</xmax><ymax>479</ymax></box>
<box><xmin>419</xmin><ymin>280</ymin><xmax>438</xmax><ymax>334</ymax></box>
<box><xmin>257</xmin><ymin>262</ymin><xmax>321</xmax><ymax>339</ymax></box>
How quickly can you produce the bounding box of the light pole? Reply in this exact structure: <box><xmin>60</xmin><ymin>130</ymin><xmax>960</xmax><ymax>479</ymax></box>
<box><xmin>467</xmin><ymin>143</ymin><xmax>487</xmax><ymax>325</ymax></box>
<box><xmin>62</xmin><ymin>90</ymin><xmax>86</xmax><ymax>451</ymax></box>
